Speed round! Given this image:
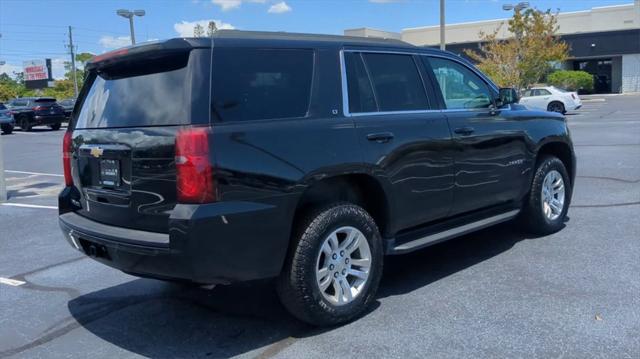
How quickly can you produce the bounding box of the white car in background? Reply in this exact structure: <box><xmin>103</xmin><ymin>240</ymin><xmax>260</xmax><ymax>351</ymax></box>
<box><xmin>519</xmin><ymin>86</ymin><xmax>582</xmax><ymax>114</ymax></box>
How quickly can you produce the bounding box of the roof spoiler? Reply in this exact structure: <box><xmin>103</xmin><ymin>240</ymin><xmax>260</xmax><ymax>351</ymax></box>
<box><xmin>87</xmin><ymin>38</ymin><xmax>212</xmax><ymax>70</ymax></box>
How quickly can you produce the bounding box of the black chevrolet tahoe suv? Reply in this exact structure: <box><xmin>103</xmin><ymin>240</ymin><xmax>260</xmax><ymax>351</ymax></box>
<box><xmin>59</xmin><ymin>31</ymin><xmax>576</xmax><ymax>326</ymax></box>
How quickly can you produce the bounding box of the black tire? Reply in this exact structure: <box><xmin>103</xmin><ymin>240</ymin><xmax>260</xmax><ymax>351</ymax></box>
<box><xmin>50</xmin><ymin>122</ymin><xmax>61</xmax><ymax>131</ymax></box>
<box><xmin>1</xmin><ymin>125</ymin><xmax>13</xmax><ymax>135</ymax></box>
<box><xmin>277</xmin><ymin>203</ymin><xmax>384</xmax><ymax>326</ymax></box>
<box><xmin>20</xmin><ymin>118</ymin><xmax>31</xmax><ymax>132</ymax></box>
<box><xmin>521</xmin><ymin>156</ymin><xmax>572</xmax><ymax>235</ymax></box>
<box><xmin>547</xmin><ymin>101</ymin><xmax>565</xmax><ymax>114</ymax></box>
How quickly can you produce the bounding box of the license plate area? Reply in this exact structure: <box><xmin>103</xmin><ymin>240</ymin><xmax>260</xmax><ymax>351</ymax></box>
<box><xmin>99</xmin><ymin>159</ymin><xmax>121</xmax><ymax>187</ymax></box>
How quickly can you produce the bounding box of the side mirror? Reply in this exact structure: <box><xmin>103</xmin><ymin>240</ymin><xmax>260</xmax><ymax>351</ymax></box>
<box><xmin>498</xmin><ymin>88</ymin><xmax>520</xmax><ymax>107</ymax></box>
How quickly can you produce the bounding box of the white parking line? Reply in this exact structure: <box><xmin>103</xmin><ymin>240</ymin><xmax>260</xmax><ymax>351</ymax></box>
<box><xmin>0</xmin><ymin>277</ymin><xmax>26</xmax><ymax>286</ymax></box>
<box><xmin>0</xmin><ymin>203</ymin><xmax>58</xmax><ymax>209</ymax></box>
<box><xmin>4</xmin><ymin>170</ymin><xmax>63</xmax><ymax>177</ymax></box>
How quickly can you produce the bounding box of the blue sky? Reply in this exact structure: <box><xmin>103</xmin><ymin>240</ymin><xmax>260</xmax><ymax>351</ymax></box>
<box><xmin>0</xmin><ymin>0</ymin><xmax>630</xmax><ymax>78</ymax></box>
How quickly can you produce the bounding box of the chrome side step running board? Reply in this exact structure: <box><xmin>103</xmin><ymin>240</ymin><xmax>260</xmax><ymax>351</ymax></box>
<box><xmin>390</xmin><ymin>209</ymin><xmax>520</xmax><ymax>254</ymax></box>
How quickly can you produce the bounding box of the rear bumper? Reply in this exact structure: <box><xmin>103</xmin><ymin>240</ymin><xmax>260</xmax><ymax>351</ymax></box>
<box><xmin>58</xmin><ymin>191</ymin><xmax>295</xmax><ymax>284</ymax></box>
<box><xmin>34</xmin><ymin>115</ymin><xmax>64</xmax><ymax>125</ymax></box>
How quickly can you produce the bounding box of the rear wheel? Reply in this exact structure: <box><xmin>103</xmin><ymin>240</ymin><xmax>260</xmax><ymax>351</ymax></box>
<box><xmin>20</xmin><ymin>118</ymin><xmax>31</xmax><ymax>132</ymax></box>
<box><xmin>277</xmin><ymin>203</ymin><xmax>383</xmax><ymax>326</ymax></box>
<box><xmin>547</xmin><ymin>101</ymin><xmax>565</xmax><ymax>114</ymax></box>
<box><xmin>521</xmin><ymin>156</ymin><xmax>571</xmax><ymax>235</ymax></box>
<box><xmin>50</xmin><ymin>122</ymin><xmax>61</xmax><ymax>131</ymax></box>
<box><xmin>1</xmin><ymin>125</ymin><xmax>12</xmax><ymax>135</ymax></box>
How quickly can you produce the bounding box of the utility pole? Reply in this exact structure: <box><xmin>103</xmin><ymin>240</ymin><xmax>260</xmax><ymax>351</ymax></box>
<box><xmin>67</xmin><ymin>26</ymin><xmax>78</xmax><ymax>98</ymax></box>
<box><xmin>439</xmin><ymin>0</ymin><xmax>445</xmax><ymax>50</ymax></box>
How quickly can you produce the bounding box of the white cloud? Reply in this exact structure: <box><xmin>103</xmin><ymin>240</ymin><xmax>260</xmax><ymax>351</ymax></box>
<box><xmin>268</xmin><ymin>1</ymin><xmax>291</xmax><ymax>14</ymax></box>
<box><xmin>0</xmin><ymin>63</ymin><xmax>22</xmax><ymax>78</ymax></box>
<box><xmin>174</xmin><ymin>19</ymin><xmax>235</xmax><ymax>37</ymax></box>
<box><xmin>99</xmin><ymin>35</ymin><xmax>132</xmax><ymax>50</ymax></box>
<box><xmin>211</xmin><ymin>0</ymin><xmax>265</xmax><ymax>11</ymax></box>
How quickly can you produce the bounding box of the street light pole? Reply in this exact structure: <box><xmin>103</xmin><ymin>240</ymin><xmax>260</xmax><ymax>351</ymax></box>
<box><xmin>116</xmin><ymin>9</ymin><xmax>145</xmax><ymax>45</ymax></box>
<box><xmin>128</xmin><ymin>16</ymin><xmax>136</xmax><ymax>45</ymax></box>
<box><xmin>440</xmin><ymin>0</ymin><xmax>446</xmax><ymax>50</ymax></box>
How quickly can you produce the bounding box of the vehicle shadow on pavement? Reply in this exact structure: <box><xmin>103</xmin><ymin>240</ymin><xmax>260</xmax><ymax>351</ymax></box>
<box><xmin>66</xmin><ymin>221</ymin><xmax>552</xmax><ymax>358</ymax></box>
<box><xmin>378</xmin><ymin>221</ymin><xmax>556</xmax><ymax>298</ymax></box>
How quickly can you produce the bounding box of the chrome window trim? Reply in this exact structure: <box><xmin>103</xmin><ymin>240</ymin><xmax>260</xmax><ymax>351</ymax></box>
<box><xmin>339</xmin><ymin>48</ymin><xmax>502</xmax><ymax>117</ymax></box>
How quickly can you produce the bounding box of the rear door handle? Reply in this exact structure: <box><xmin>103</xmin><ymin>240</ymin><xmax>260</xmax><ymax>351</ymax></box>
<box><xmin>454</xmin><ymin>127</ymin><xmax>475</xmax><ymax>136</ymax></box>
<box><xmin>367</xmin><ymin>132</ymin><xmax>394</xmax><ymax>143</ymax></box>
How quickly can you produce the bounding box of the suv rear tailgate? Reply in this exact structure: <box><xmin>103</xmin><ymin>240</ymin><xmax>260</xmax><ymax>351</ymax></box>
<box><xmin>69</xmin><ymin>44</ymin><xmax>211</xmax><ymax>233</ymax></box>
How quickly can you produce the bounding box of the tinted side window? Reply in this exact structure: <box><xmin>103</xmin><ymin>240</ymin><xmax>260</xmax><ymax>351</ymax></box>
<box><xmin>428</xmin><ymin>57</ymin><xmax>493</xmax><ymax>109</ymax></box>
<box><xmin>361</xmin><ymin>53</ymin><xmax>429</xmax><ymax>112</ymax></box>
<box><xmin>212</xmin><ymin>48</ymin><xmax>314</xmax><ymax>122</ymax></box>
<box><xmin>538</xmin><ymin>89</ymin><xmax>551</xmax><ymax>96</ymax></box>
<box><xmin>344</xmin><ymin>52</ymin><xmax>377</xmax><ymax>113</ymax></box>
<box><xmin>522</xmin><ymin>90</ymin><xmax>533</xmax><ymax>97</ymax></box>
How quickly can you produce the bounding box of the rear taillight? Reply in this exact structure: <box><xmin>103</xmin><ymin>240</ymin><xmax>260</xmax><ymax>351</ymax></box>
<box><xmin>175</xmin><ymin>127</ymin><xmax>216</xmax><ymax>204</ymax></box>
<box><xmin>63</xmin><ymin>131</ymin><xmax>73</xmax><ymax>186</ymax></box>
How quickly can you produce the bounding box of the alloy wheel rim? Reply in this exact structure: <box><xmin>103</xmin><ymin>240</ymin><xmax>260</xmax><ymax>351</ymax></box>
<box><xmin>315</xmin><ymin>226</ymin><xmax>372</xmax><ymax>306</ymax></box>
<box><xmin>541</xmin><ymin>170</ymin><xmax>566</xmax><ymax>221</ymax></box>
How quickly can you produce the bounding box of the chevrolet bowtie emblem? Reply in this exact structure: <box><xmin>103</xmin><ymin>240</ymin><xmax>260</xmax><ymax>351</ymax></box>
<box><xmin>90</xmin><ymin>147</ymin><xmax>104</xmax><ymax>158</ymax></box>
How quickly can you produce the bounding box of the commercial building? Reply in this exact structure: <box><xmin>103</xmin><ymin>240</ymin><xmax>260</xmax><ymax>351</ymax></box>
<box><xmin>345</xmin><ymin>1</ymin><xmax>640</xmax><ymax>93</ymax></box>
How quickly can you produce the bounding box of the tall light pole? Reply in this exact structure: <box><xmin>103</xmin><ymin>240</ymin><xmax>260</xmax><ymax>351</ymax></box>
<box><xmin>116</xmin><ymin>9</ymin><xmax>145</xmax><ymax>45</ymax></box>
<box><xmin>440</xmin><ymin>0</ymin><xmax>445</xmax><ymax>50</ymax></box>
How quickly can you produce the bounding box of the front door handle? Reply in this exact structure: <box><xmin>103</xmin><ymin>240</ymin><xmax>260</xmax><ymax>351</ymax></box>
<box><xmin>367</xmin><ymin>132</ymin><xmax>394</xmax><ymax>143</ymax></box>
<box><xmin>454</xmin><ymin>127</ymin><xmax>475</xmax><ymax>136</ymax></box>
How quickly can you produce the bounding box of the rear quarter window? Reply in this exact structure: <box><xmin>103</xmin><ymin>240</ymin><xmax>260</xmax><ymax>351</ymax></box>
<box><xmin>211</xmin><ymin>48</ymin><xmax>314</xmax><ymax>122</ymax></box>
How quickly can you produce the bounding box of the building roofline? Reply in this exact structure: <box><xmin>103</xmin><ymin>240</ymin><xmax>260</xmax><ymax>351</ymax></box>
<box><xmin>402</xmin><ymin>3</ymin><xmax>635</xmax><ymax>33</ymax></box>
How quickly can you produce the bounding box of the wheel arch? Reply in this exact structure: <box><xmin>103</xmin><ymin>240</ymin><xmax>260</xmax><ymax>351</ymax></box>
<box><xmin>292</xmin><ymin>173</ymin><xmax>393</xmax><ymax>239</ymax></box>
<box><xmin>535</xmin><ymin>141</ymin><xmax>575</xmax><ymax>187</ymax></box>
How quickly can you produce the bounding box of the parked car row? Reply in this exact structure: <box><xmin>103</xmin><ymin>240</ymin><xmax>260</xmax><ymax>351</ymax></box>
<box><xmin>0</xmin><ymin>103</ymin><xmax>15</xmax><ymax>134</ymax></box>
<box><xmin>0</xmin><ymin>97</ymin><xmax>76</xmax><ymax>134</ymax></box>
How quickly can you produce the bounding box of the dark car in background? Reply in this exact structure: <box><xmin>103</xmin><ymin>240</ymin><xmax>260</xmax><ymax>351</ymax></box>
<box><xmin>59</xmin><ymin>31</ymin><xmax>576</xmax><ymax>326</ymax></box>
<box><xmin>0</xmin><ymin>103</ymin><xmax>16</xmax><ymax>134</ymax></box>
<box><xmin>58</xmin><ymin>98</ymin><xmax>76</xmax><ymax>120</ymax></box>
<box><xmin>6</xmin><ymin>97</ymin><xmax>65</xmax><ymax>131</ymax></box>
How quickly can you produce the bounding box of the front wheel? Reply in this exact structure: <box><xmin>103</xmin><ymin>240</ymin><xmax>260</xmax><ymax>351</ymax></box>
<box><xmin>50</xmin><ymin>122</ymin><xmax>61</xmax><ymax>131</ymax></box>
<box><xmin>521</xmin><ymin>156</ymin><xmax>571</xmax><ymax>235</ymax></box>
<box><xmin>277</xmin><ymin>203</ymin><xmax>383</xmax><ymax>326</ymax></box>
<box><xmin>1</xmin><ymin>125</ymin><xmax>12</xmax><ymax>135</ymax></box>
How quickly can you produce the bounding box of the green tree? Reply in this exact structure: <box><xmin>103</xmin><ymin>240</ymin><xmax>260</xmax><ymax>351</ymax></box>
<box><xmin>465</xmin><ymin>8</ymin><xmax>568</xmax><ymax>89</ymax></box>
<box><xmin>207</xmin><ymin>21</ymin><xmax>217</xmax><ymax>37</ymax></box>
<box><xmin>193</xmin><ymin>24</ymin><xmax>205</xmax><ymax>37</ymax></box>
<box><xmin>547</xmin><ymin>70</ymin><xmax>594</xmax><ymax>91</ymax></box>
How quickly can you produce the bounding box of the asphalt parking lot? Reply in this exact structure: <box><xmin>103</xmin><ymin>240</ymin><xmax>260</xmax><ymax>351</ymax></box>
<box><xmin>1</xmin><ymin>95</ymin><xmax>639</xmax><ymax>358</ymax></box>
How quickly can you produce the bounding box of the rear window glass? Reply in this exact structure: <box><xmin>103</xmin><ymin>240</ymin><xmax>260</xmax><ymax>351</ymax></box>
<box><xmin>344</xmin><ymin>52</ymin><xmax>377</xmax><ymax>113</ymax></box>
<box><xmin>212</xmin><ymin>48</ymin><xmax>314</xmax><ymax>122</ymax></box>
<box><xmin>361</xmin><ymin>53</ymin><xmax>429</xmax><ymax>112</ymax></box>
<box><xmin>35</xmin><ymin>98</ymin><xmax>56</xmax><ymax>103</ymax></box>
<box><xmin>74</xmin><ymin>52</ymin><xmax>197</xmax><ymax>129</ymax></box>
